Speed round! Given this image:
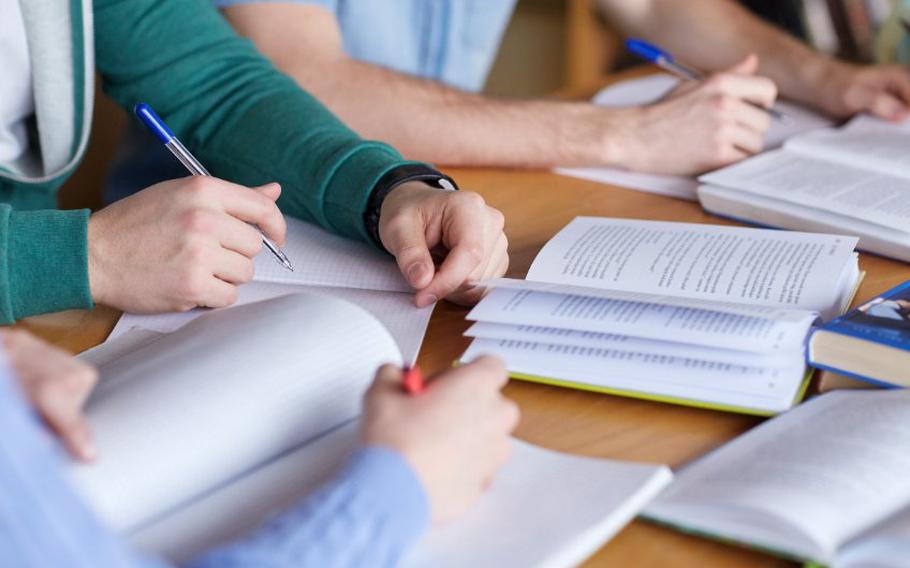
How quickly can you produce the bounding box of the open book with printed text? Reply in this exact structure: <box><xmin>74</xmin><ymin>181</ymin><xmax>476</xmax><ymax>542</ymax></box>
<box><xmin>462</xmin><ymin>217</ymin><xmax>862</xmax><ymax>415</ymax></box>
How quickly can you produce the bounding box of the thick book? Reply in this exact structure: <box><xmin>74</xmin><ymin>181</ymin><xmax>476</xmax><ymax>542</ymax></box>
<box><xmin>461</xmin><ymin>217</ymin><xmax>862</xmax><ymax>415</ymax></box>
<box><xmin>73</xmin><ymin>293</ymin><xmax>672</xmax><ymax>567</ymax></box>
<box><xmin>643</xmin><ymin>389</ymin><xmax>910</xmax><ymax>568</ymax></box>
<box><xmin>698</xmin><ymin>115</ymin><xmax>910</xmax><ymax>262</ymax></box>
<box><xmin>808</xmin><ymin>280</ymin><xmax>910</xmax><ymax>388</ymax></box>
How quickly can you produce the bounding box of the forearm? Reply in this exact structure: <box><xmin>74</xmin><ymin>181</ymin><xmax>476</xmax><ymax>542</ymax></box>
<box><xmin>278</xmin><ymin>57</ymin><xmax>620</xmax><ymax>168</ymax></box>
<box><xmin>600</xmin><ymin>0</ymin><xmax>836</xmax><ymax>105</ymax></box>
<box><xmin>187</xmin><ymin>446</ymin><xmax>429</xmax><ymax>568</ymax></box>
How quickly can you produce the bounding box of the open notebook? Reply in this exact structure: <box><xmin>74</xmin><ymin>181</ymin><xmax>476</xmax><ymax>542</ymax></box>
<box><xmin>74</xmin><ymin>294</ymin><xmax>672</xmax><ymax>567</ymax></box>
<box><xmin>555</xmin><ymin>74</ymin><xmax>833</xmax><ymax>200</ymax></box>
<box><xmin>644</xmin><ymin>390</ymin><xmax>910</xmax><ymax>568</ymax></box>
<box><xmin>699</xmin><ymin>115</ymin><xmax>910</xmax><ymax>262</ymax></box>
<box><xmin>462</xmin><ymin>217</ymin><xmax>862</xmax><ymax>415</ymax></box>
<box><xmin>108</xmin><ymin>216</ymin><xmax>433</xmax><ymax>363</ymax></box>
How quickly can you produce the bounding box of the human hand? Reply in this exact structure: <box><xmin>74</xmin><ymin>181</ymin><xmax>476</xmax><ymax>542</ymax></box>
<box><xmin>2</xmin><ymin>330</ymin><xmax>98</xmax><ymax>461</ymax></box>
<box><xmin>88</xmin><ymin>178</ymin><xmax>286</xmax><ymax>313</ymax></box>
<box><xmin>378</xmin><ymin>181</ymin><xmax>508</xmax><ymax>307</ymax></box>
<box><xmin>611</xmin><ymin>54</ymin><xmax>777</xmax><ymax>175</ymax></box>
<box><xmin>361</xmin><ymin>356</ymin><xmax>519</xmax><ymax>522</ymax></box>
<box><xmin>811</xmin><ymin>61</ymin><xmax>910</xmax><ymax>121</ymax></box>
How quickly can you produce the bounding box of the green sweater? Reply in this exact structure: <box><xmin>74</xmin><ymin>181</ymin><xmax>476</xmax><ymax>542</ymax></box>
<box><xmin>0</xmin><ymin>0</ymin><xmax>418</xmax><ymax>324</ymax></box>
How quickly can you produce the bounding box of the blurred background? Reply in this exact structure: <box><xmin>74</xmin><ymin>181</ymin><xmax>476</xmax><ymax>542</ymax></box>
<box><xmin>65</xmin><ymin>0</ymin><xmax>908</xmax><ymax>210</ymax></box>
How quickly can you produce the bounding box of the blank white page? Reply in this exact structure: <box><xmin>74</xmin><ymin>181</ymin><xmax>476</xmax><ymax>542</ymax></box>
<box><xmin>646</xmin><ymin>390</ymin><xmax>910</xmax><ymax>563</ymax></box>
<box><xmin>107</xmin><ymin>282</ymin><xmax>432</xmax><ymax>363</ymax></box>
<box><xmin>555</xmin><ymin>74</ymin><xmax>832</xmax><ymax>200</ymax></box>
<box><xmin>70</xmin><ymin>294</ymin><xmax>401</xmax><ymax>533</ymax></box>
<box><xmin>526</xmin><ymin>217</ymin><xmax>858</xmax><ymax>319</ymax></box>
<box><xmin>254</xmin><ymin>216</ymin><xmax>409</xmax><ymax>293</ymax></box>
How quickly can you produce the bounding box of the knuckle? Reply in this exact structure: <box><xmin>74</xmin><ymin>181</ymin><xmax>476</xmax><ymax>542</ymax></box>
<box><xmin>464</xmin><ymin>242</ymin><xmax>486</xmax><ymax>265</ymax></box>
<box><xmin>488</xmin><ymin>207</ymin><xmax>505</xmax><ymax>230</ymax></box>
<box><xmin>239</xmin><ymin>260</ymin><xmax>255</xmax><ymax>282</ymax></box>
<box><xmin>180</xmin><ymin>209</ymin><xmax>214</xmax><ymax>235</ymax></box>
<box><xmin>177</xmin><ymin>270</ymin><xmax>208</xmax><ymax>301</ymax></box>
<box><xmin>457</xmin><ymin>191</ymin><xmax>486</xmax><ymax>209</ymax></box>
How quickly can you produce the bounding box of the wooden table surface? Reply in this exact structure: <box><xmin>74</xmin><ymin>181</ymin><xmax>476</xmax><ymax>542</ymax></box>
<box><xmin>17</xmin><ymin>167</ymin><xmax>910</xmax><ymax>567</ymax></box>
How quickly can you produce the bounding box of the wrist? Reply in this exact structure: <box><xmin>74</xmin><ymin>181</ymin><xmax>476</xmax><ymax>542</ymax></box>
<box><xmin>86</xmin><ymin>213</ymin><xmax>110</xmax><ymax>307</ymax></box>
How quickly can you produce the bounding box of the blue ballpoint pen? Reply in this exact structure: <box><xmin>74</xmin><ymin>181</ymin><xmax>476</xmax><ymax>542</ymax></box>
<box><xmin>134</xmin><ymin>103</ymin><xmax>294</xmax><ymax>272</ymax></box>
<box><xmin>625</xmin><ymin>38</ymin><xmax>787</xmax><ymax>121</ymax></box>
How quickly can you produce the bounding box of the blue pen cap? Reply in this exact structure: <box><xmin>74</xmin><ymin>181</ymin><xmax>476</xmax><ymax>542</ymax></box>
<box><xmin>625</xmin><ymin>38</ymin><xmax>673</xmax><ymax>63</ymax></box>
<box><xmin>134</xmin><ymin>103</ymin><xmax>175</xmax><ymax>144</ymax></box>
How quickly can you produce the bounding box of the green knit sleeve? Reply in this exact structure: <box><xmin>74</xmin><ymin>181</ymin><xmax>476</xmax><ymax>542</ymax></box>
<box><xmin>92</xmin><ymin>0</ymin><xmax>422</xmax><ymax>243</ymax></box>
<box><xmin>0</xmin><ymin>205</ymin><xmax>93</xmax><ymax>324</ymax></box>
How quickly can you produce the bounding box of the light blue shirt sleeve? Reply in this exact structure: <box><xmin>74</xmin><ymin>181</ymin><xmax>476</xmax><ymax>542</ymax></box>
<box><xmin>0</xmin><ymin>364</ymin><xmax>429</xmax><ymax>568</ymax></box>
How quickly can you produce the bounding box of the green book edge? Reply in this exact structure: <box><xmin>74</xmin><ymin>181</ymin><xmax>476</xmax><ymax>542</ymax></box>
<box><xmin>506</xmin><ymin>368</ymin><xmax>814</xmax><ymax>416</ymax></box>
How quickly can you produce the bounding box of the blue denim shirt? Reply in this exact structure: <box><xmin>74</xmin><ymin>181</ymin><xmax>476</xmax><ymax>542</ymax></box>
<box><xmin>214</xmin><ymin>0</ymin><xmax>516</xmax><ymax>92</ymax></box>
<box><xmin>105</xmin><ymin>0</ymin><xmax>516</xmax><ymax>203</ymax></box>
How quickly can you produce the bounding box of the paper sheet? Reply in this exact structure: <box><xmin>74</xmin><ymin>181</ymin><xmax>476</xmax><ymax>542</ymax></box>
<box><xmin>555</xmin><ymin>74</ymin><xmax>833</xmax><ymax>200</ymax></box>
<box><xmin>129</xmin><ymin>420</ymin><xmax>672</xmax><ymax>568</ymax></box>
<box><xmin>71</xmin><ymin>294</ymin><xmax>401</xmax><ymax>533</ymax></box>
<box><xmin>108</xmin><ymin>282</ymin><xmax>432</xmax><ymax>364</ymax></box>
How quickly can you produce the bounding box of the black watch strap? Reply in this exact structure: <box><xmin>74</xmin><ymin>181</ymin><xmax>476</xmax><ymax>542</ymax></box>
<box><xmin>364</xmin><ymin>164</ymin><xmax>458</xmax><ymax>250</ymax></box>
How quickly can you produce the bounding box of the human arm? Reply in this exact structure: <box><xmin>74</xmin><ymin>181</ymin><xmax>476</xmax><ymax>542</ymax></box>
<box><xmin>39</xmin><ymin>0</ymin><xmax>503</xmax><ymax>317</ymax></box>
<box><xmin>189</xmin><ymin>357</ymin><xmax>519</xmax><ymax>567</ymax></box>
<box><xmin>599</xmin><ymin>0</ymin><xmax>910</xmax><ymax>120</ymax></box>
<box><xmin>217</xmin><ymin>2</ymin><xmax>773</xmax><ymax>174</ymax></box>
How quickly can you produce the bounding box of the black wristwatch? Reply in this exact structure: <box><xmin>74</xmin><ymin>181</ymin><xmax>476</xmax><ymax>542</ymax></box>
<box><xmin>364</xmin><ymin>164</ymin><xmax>458</xmax><ymax>250</ymax></box>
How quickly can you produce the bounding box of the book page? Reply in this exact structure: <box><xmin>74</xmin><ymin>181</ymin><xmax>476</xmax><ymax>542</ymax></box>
<box><xmin>555</xmin><ymin>74</ymin><xmax>832</xmax><ymax>200</ymax></box>
<box><xmin>836</xmin><ymin>506</ymin><xmax>910</xmax><ymax>568</ymax></box>
<box><xmin>701</xmin><ymin>150</ymin><xmax>910</xmax><ymax>234</ymax></box>
<box><xmin>465</xmin><ymin>322</ymin><xmax>803</xmax><ymax>366</ymax></box>
<box><xmin>130</xmin><ymin>421</ymin><xmax>672</xmax><ymax>568</ymax></box>
<box><xmin>645</xmin><ymin>390</ymin><xmax>910</xmax><ymax>562</ymax></box>
<box><xmin>254</xmin><ymin>216</ymin><xmax>409</xmax><ymax>293</ymax></box>
<box><xmin>106</xmin><ymin>282</ymin><xmax>432</xmax><ymax>364</ymax></box>
<box><xmin>70</xmin><ymin>294</ymin><xmax>401</xmax><ymax>534</ymax></box>
<box><xmin>525</xmin><ymin>217</ymin><xmax>858</xmax><ymax>318</ymax></box>
<box><xmin>467</xmin><ymin>288</ymin><xmax>817</xmax><ymax>354</ymax></box>
<box><xmin>462</xmin><ymin>338</ymin><xmax>807</xmax><ymax>413</ymax></box>
<box><xmin>786</xmin><ymin>115</ymin><xmax>910</xmax><ymax>179</ymax></box>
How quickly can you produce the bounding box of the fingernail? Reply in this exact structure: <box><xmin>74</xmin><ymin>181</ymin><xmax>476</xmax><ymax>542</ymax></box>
<box><xmin>408</xmin><ymin>263</ymin><xmax>426</xmax><ymax>284</ymax></box>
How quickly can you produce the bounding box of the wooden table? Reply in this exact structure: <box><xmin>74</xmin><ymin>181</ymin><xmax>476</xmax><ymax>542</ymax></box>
<box><xmin>18</xmin><ymin>168</ymin><xmax>910</xmax><ymax>566</ymax></box>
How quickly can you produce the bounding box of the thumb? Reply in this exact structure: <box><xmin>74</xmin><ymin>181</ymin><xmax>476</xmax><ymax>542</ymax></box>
<box><xmin>252</xmin><ymin>183</ymin><xmax>282</xmax><ymax>202</ymax></box>
<box><xmin>369</xmin><ymin>363</ymin><xmax>406</xmax><ymax>395</ymax></box>
<box><xmin>724</xmin><ymin>53</ymin><xmax>759</xmax><ymax>76</ymax></box>
<box><xmin>383</xmin><ymin>216</ymin><xmax>435</xmax><ymax>291</ymax></box>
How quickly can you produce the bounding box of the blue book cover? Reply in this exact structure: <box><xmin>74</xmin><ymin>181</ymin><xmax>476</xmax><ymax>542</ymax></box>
<box><xmin>810</xmin><ymin>280</ymin><xmax>910</xmax><ymax>366</ymax></box>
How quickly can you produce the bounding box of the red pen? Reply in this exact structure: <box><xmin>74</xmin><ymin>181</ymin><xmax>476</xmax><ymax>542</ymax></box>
<box><xmin>401</xmin><ymin>365</ymin><xmax>425</xmax><ymax>395</ymax></box>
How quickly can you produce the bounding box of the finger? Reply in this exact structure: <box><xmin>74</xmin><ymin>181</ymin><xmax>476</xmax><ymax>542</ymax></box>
<box><xmin>889</xmin><ymin>67</ymin><xmax>910</xmax><ymax>105</ymax></box>
<box><xmin>254</xmin><ymin>182</ymin><xmax>282</xmax><ymax>202</ymax></box>
<box><xmin>215</xmin><ymin>215</ymin><xmax>264</xmax><ymax>258</ymax></box>
<box><xmin>723</xmin><ymin>53</ymin><xmax>759</xmax><ymax>76</ymax></box>
<box><xmin>444</xmin><ymin>235</ymin><xmax>509</xmax><ymax>306</ymax></box>
<box><xmin>198</xmin><ymin>277</ymin><xmax>239</xmax><ymax>308</ymax></box>
<box><xmin>731</xmin><ymin>99</ymin><xmax>771</xmax><ymax>136</ymax></box>
<box><xmin>416</xmin><ymin>204</ymin><xmax>488</xmax><ymax>307</ymax></box>
<box><xmin>36</xmin><ymin>387</ymin><xmax>96</xmax><ymax>461</ymax></box>
<box><xmin>219</xmin><ymin>184</ymin><xmax>287</xmax><ymax>246</ymax></box>
<box><xmin>499</xmin><ymin>399</ymin><xmax>521</xmax><ymax>433</ymax></box>
<box><xmin>729</xmin><ymin>123</ymin><xmax>765</xmax><ymax>155</ymax></box>
<box><xmin>707</xmin><ymin>73</ymin><xmax>778</xmax><ymax>109</ymax></box>
<box><xmin>437</xmin><ymin>355</ymin><xmax>508</xmax><ymax>390</ymax></box>
<box><xmin>868</xmin><ymin>92</ymin><xmax>910</xmax><ymax>122</ymax></box>
<box><xmin>382</xmin><ymin>215</ymin><xmax>436</xmax><ymax>291</ymax></box>
<box><xmin>213</xmin><ymin>249</ymin><xmax>255</xmax><ymax>285</ymax></box>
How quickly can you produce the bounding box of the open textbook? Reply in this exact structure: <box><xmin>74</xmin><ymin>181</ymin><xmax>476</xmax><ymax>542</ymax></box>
<box><xmin>461</xmin><ymin>217</ymin><xmax>862</xmax><ymax>414</ymax></box>
<box><xmin>644</xmin><ymin>390</ymin><xmax>910</xmax><ymax>568</ymax></box>
<box><xmin>699</xmin><ymin>115</ymin><xmax>910</xmax><ymax>262</ymax></box>
<box><xmin>108</xmin><ymin>215</ymin><xmax>433</xmax><ymax>363</ymax></box>
<box><xmin>555</xmin><ymin>74</ymin><xmax>833</xmax><ymax>200</ymax></box>
<box><xmin>73</xmin><ymin>294</ymin><xmax>672</xmax><ymax>568</ymax></box>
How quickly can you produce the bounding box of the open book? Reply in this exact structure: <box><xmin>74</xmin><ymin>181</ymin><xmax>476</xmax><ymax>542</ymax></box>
<box><xmin>74</xmin><ymin>294</ymin><xmax>672</xmax><ymax>567</ymax></box>
<box><xmin>108</xmin><ymin>215</ymin><xmax>433</xmax><ymax>363</ymax></box>
<box><xmin>555</xmin><ymin>74</ymin><xmax>833</xmax><ymax>200</ymax></box>
<box><xmin>699</xmin><ymin>115</ymin><xmax>910</xmax><ymax>262</ymax></box>
<box><xmin>644</xmin><ymin>390</ymin><xmax>910</xmax><ymax>568</ymax></box>
<box><xmin>461</xmin><ymin>217</ymin><xmax>862</xmax><ymax>414</ymax></box>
